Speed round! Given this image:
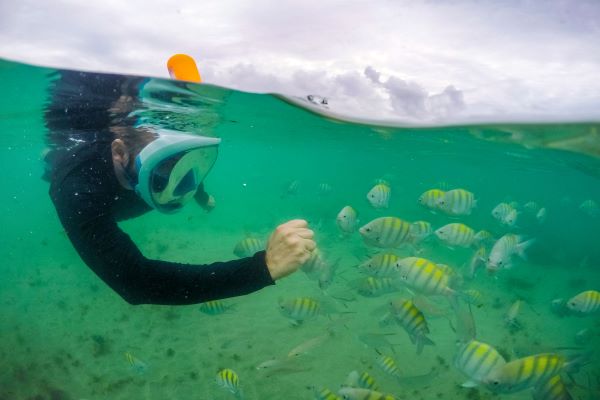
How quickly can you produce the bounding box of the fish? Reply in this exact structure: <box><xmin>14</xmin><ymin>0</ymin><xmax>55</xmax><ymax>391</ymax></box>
<box><xmin>467</xmin><ymin>247</ymin><xmax>487</xmax><ymax>279</ymax></box>
<box><xmin>337</xmin><ymin>388</ymin><xmax>396</xmax><ymax>400</ymax></box>
<box><xmin>216</xmin><ymin>368</ymin><xmax>244</xmax><ymax>399</ymax></box>
<box><xmin>453</xmin><ymin>340</ymin><xmax>507</xmax><ymax>388</ymax></box>
<box><xmin>356</xmin><ymin>332</ymin><xmax>400</xmax><ymax>353</ymax></box>
<box><xmin>367</xmin><ymin>183</ymin><xmax>391</xmax><ymax>209</ymax></box>
<box><xmin>301</xmin><ymin>248</ymin><xmax>327</xmax><ymax>279</ymax></box>
<box><xmin>574</xmin><ymin>328</ymin><xmax>596</xmax><ymax>345</ymax></box>
<box><xmin>358</xmin><ymin>253</ymin><xmax>400</xmax><ymax>278</ymax></box>
<box><xmin>473</xmin><ymin>230</ymin><xmax>494</xmax><ymax>247</ymax></box>
<box><xmin>343</xmin><ymin>370</ymin><xmax>378</xmax><ymax>390</ymax></box>
<box><xmin>487</xmin><ymin>234</ymin><xmax>535</xmax><ymax>272</ymax></box>
<box><xmin>282</xmin><ymin>179</ymin><xmax>300</xmax><ymax>197</ymax></box>
<box><xmin>524</xmin><ymin>201</ymin><xmax>540</xmax><ymax>214</ymax></box>
<box><xmin>233</xmin><ymin>237</ymin><xmax>264</xmax><ymax>258</ymax></box>
<box><xmin>388</xmin><ymin>298</ymin><xmax>434</xmax><ymax>354</ymax></box>
<box><xmin>319</xmin><ymin>183</ymin><xmax>333</xmax><ymax>195</ymax></box>
<box><xmin>532</xmin><ymin>374</ymin><xmax>573</xmax><ymax>400</ymax></box>
<box><xmin>436</xmin><ymin>188</ymin><xmax>477</xmax><ymax>216</ymax></box>
<box><xmin>418</xmin><ymin>189</ymin><xmax>445</xmax><ymax>210</ymax></box>
<box><xmin>492</xmin><ymin>202</ymin><xmax>514</xmax><ymax>222</ymax></box>
<box><xmin>503</xmin><ymin>208</ymin><xmax>519</xmax><ymax>227</ymax></box>
<box><xmin>352</xmin><ymin>277</ymin><xmax>401</xmax><ymax>297</ymax></box>
<box><xmin>434</xmin><ymin>223</ymin><xmax>476</xmax><ymax>248</ymax></box>
<box><xmin>395</xmin><ymin>257</ymin><xmax>455</xmax><ymax>297</ymax></box>
<box><xmin>579</xmin><ymin>199</ymin><xmax>599</xmax><ymax>217</ymax></box>
<box><xmin>483</xmin><ymin>353</ymin><xmax>572</xmax><ymax>394</ymax></box>
<box><xmin>287</xmin><ymin>333</ymin><xmax>330</xmax><ymax>358</ymax></box>
<box><xmin>376</xmin><ymin>355</ymin><xmax>402</xmax><ymax>378</ymax></box>
<box><xmin>536</xmin><ymin>207</ymin><xmax>547</xmax><ymax>223</ymax></box>
<box><xmin>318</xmin><ymin>258</ymin><xmax>341</xmax><ymax>290</ymax></box>
<box><xmin>199</xmin><ymin>300</ymin><xmax>232</xmax><ymax>315</ymax></box>
<box><xmin>124</xmin><ymin>351</ymin><xmax>148</xmax><ymax>374</ymax></box>
<box><xmin>359</xmin><ymin>217</ymin><xmax>412</xmax><ymax>248</ymax></box>
<box><xmin>409</xmin><ymin>221</ymin><xmax>432</xmax><ymax>243</ymax></box>
<box><xmin>312</xmin><ymin>387</ymin><xmax>342</xmax><ymax>400</ymax></box>
<box><xmin>278</xmin><ymin>297</ymin><xmax>323</xmax><ymax>323</ymax></box>
<box><xmin>566</xmin><ymin>290</ymin><xmax>600</xmax><ymax>314</ymax></box>
<box><xmin>337</xmin><ymin>206</ymin><xmax>358</xmax><ymax>233</ymax></box>
<box><xmin>504</xmin><ymin>300</ymin><xmax>522</xmax><ymax>329</ymax></box>
<box><xmin>461</xmin><ymin>289</ymin><xmax>484</xmax><ymax>307</ymax></box>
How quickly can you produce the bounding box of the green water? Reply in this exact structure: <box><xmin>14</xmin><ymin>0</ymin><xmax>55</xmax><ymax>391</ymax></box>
<box><xmin>1</xmin><ymin>58</ymin><xmax>599</xmax><ymax>400</ymax></box>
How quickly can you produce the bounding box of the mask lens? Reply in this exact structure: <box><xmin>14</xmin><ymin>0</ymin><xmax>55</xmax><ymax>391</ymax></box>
<box><xmin>149</xmin><ymin>146</ymin><xmax>218</xmax><ymax>211</ymax></box>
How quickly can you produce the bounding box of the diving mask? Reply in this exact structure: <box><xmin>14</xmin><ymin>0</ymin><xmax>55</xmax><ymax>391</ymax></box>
<box><xmin>134</xmin><ymin>130</ymin><xmax>221</xmax><ymax>213</ymax></box>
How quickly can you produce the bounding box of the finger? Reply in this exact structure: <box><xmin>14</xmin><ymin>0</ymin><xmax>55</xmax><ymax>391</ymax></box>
<box><xmin>283</xmin><ymin>219</ymin><xmax>308</xmax><ymax>229</ymax></box>
<box><xmin>295</xmin><ymin>228</ymin><xmax>314</xmax><ymax>239</ymax></box>
<box><xmin>303</xmin><ymin>239</ymin><xmax>317</xmax><ymax>252</ymax></box>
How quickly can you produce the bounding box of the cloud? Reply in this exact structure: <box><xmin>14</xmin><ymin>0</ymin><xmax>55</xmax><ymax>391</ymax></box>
<box><xmin>1</xmin><ymin>0</ymin><xmax>599</xmax><ymax>123</ymax></box>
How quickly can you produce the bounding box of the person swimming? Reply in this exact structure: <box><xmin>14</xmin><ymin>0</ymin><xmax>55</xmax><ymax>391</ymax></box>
<box><xmin>43</xmin><ymin>69</ymin><xmax>315</xmax><ymax>306</ymax></box>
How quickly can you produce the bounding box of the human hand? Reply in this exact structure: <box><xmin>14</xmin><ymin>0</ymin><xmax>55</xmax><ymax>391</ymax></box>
<box><xmin>265</xmin><ymin>219</ymin><xmax>316</xmax><ymax>281</ymax></box>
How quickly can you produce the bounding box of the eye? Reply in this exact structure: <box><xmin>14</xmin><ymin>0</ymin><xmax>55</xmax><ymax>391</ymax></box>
<box><xmin>366</xmin><ymin>228</ymin><xmax>371</xmax><ymax>232</ymax></box>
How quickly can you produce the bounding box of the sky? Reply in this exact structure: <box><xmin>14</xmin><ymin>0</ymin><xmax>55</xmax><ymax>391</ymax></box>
<box><xmin>1</xmin><ymin>0</ymin><xmax>600</xmax><ymax>124</ymax></box>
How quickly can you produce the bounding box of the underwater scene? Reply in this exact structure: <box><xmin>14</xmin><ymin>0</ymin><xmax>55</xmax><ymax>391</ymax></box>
<box><xmin>1</xmin><ymin>57</ymin><xmax>600</xmax><ymax>400</ymax></box>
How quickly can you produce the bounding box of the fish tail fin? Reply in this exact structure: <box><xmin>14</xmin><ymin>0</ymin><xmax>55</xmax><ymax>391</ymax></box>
<box><xmin>416</xmin><ymin>334</ymin><xmax>435</xmax><ymax>354</ymax></box>
<box><xmin>516</xmin><ymin>238</ymin><xmax>536</xmax><ymax>260</ymax></box>
<box><xmin>565</xmin><ymin>351</ymin><xmax>593</xmax><ymax>374</ymax></box>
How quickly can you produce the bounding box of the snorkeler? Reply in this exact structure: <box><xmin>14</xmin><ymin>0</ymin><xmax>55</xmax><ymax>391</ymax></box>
<box><xmin>44</xmin><ymin>69</ymin><xmax>316</xmax><ymax>305</ymax></box>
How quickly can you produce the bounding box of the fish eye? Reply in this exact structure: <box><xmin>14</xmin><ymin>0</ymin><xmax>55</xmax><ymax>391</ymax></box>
<box><xmin>366</xmin><ymin>228</ymin><xmax>371</xmax><ymax>232</ymax></box>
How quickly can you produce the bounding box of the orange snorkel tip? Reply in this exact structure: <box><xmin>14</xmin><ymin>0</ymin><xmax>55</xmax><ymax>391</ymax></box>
<box><xmin>167</xmin><ymin>54</ymin><xmax>202</xmax><ymax>83</ymax></box>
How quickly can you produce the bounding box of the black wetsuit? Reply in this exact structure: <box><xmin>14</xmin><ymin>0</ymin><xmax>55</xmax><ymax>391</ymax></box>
<box><xmin>45</xmin><ymin>70</ymin><xmax>274</xmax><ymax>305</ymax></box>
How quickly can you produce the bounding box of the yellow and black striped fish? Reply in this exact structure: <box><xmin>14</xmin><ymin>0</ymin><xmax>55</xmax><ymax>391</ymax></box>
<box><xmin>389</xmin><ymin>299</ymin><xmax>434</xmax><ymax>354</ymax></box>
<box><xmin>567</xmin><ymin>290</ymin><xmax>600</xmax><ymax>314</ymax></box>
<box><xmin>312</xmin><ymin>387</ymin><xmax>342</xmax><ymax>400</ymax></box>
<box><xmin>434</xmin><ymin>223</ymin><xmax>476</xmax><ymax>248</ymax></box>
<box><xmin>395</xmin><ymin>257</ymin><xmax>453</xmax><ymax>296</ymax></box>
<box><xmin>436</xmin><ymin>188</ymin><xmax>477</xmax><ymax>216</ymax></box>
<box><xmin>343</xmin><ymin>370</ymin><xmax>379</xmax><ymax>391</ymax></box>
<box><xmin>216</xmin><ymin>368</ymin><xmax>243</xmax><ymax>398</ymax></box>
<box><xmin>354</xmin><ymin>277</ymin><xmax>400</xmax><ymax>297</ymax></box>
<box><xmin>367</xmin><ymin>183</ymin><xmax>391</xmax><ymax>209</ymax></box>
<box><xmin>359</xmin><ymin>217</ymin><xmax>411</xmax><ymax>248</ymax></box>
<box><xmin>532</xmin><ymin>374</ymin><xmax>573</xmax><ymax>400</ymax></box>
<box><xmin>409</xmin><ymin>220</ymin><xmax>432</xmax><ymax>243</ymax></box>
<box><xmin>199</xmin><ymin>300</ymin><xmax>231</xmax><ymax>316</ymax></box>
<box><xmin>418</xmin><ymin>189</ymin><xmax>445</xmax><ymax>210</ymax></box>
<box><xmin>278</xmin><ymin>297</ymin><xmax>322</xmax><ymax>322</ymax></box>
<box><xmin>358</xmin><ymin>253</ymin><xmax>400</xmax><ymax>278</ymax></box>
<box><xmin>454</xmin><ymin>340</ymin><xmax>506</xmax><ymax>387</ymax></box>
<box><xmin>338</xmin><ymin>387</ymin><xmax>396</xmax><ymax>400</ymax></box>
<box><xmin>376</xmin><ymin>355</ymin><xmax>401</xmax><ymax>378</ymax></box>
<box><xmin>483</xmin><ymin>353</ymin><xmax>567</xmax><ymax>394</ymax></box>
<box><xmin>233</xmin><ymin>237</ymin><xmax>264</xmax><ymax>258</ymax></box>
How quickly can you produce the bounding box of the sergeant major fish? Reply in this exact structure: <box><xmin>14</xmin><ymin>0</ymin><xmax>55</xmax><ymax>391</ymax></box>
<box><xmin>566</xmin><ymin>290</ymin><xmax>600</xmax><ymax>315</ymax></box>
<box><xmin>359</xmin><ymin>217</ymin><xmax>412</xmax><ymax>248</ymax></box>
<box><xmin>487</xmin><ymin>234</ymin><xmax>535</xmax><ymax>272</ymax></box>
<box><xmin>436</xmin><ymin>188</ymin><xmax>477</xmax><ymax>216</ymax></box>
<box><xmin>388</xmin><ymin>298</ymin><xmax>434</xmax><ymax>354</ymax></box>
<box><xmin>337</xmin><ymin>206</ymin><xmax>358</xmax><ymax>233</ymax></box>
<box><xmin>367</xmin><ymin>183</ymin><xmax>391</xmax><ymax>209</ymax></box>
<box><xmin>233</xmin><ymin>237</ymin><xmax>264</xmax><ymax>258</ymax></box>
<box><xmin>418</xmin><ymin>189</ymin><xmax>445</xmax><ymax>211</ymax></box>
<box><xmin>454</xmin><ymin>340</ymin><xmax>506</xmax><ymax>388</ymax></box>
<box><xmin>216</xmin><ymin>368</ymin><xmax>244</xmax><ymax>399</ymax></box>
<box><xmin>435</xmin><ymin>223</ymin><xmax>476</xmax><ymax>248</ymax></box>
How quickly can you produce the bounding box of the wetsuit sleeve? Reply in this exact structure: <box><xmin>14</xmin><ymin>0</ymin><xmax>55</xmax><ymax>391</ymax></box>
<box><xmin>51</xmin><ymin>175</ymin><xmax>275</xmax><ymax>306</ymax></box>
